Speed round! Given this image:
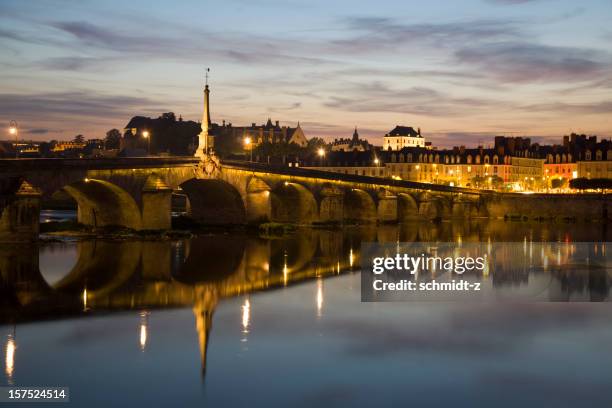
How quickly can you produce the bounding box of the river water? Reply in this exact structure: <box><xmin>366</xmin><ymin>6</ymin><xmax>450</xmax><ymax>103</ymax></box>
<box><xmin>2</xmin><ymin>219</ymin><xmax>612</xmax><ymax>407</ymax></box>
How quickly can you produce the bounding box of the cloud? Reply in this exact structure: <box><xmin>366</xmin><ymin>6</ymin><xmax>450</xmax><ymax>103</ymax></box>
<box><xmin>521</xmin><ymin>100</ymin><xmax>612</xmax><ymax>114</ymax></box>
<box><xmin>25</xmin><ymin>128</ymin><xmax>50</xmax><ymax>135</ymax></box>
<box><xmin>0</xmin><ymin>91</ymin><xmax>177</xmax><ymax>139</ymax></box>
<box><xmin>38</xmin><ymin>56</ymin><xmax>112</xmax><ymax>71</ymax></box>
<box><xmin>0</xmin><ymin>91</ymin><xmax>163</xmax><ymax>119</ymax></box>
<box><xmin>46</xmin><ymin>21</ymin><xmax>333</xmax><ymax>67</ymax></box>
<box><xmin>53</xmin><ymin>21</ymin><xmax>128</xmax><ymax>48</ymax></box>
<box><xmin>486</xmin><ymin>0</ymin><xmax>541</xmax><ymax>4</ymax></box>
<box><xmin>323</xmin><ymin>81</ymin><xmax>509</xmax><ymax>116</ymax></box>
<box><xmin>308</xmin><ymin>67</ymin><xmax>486</xmax><ymax>88</ymax></box>
<box><xmin>267</xmin><ymin>102</ymin><xmax>302</xmax><ymax>113</ymax></box>
<box><xmin>455</xmin><ymin>42</ymin><xmax>611</xmax><ymax>83</ymax></box>
<box><xmin>0</xmin><ymin>27</ymin><xmax>30</xmax><ymax>42</ymax></box>
<box><xmin>330</xmin><ymin>17</ymin><xmax>523</xmax><ymax>53</ymax></box>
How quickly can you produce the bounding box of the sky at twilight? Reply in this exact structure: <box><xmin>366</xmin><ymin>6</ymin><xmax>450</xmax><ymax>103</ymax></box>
<box><xmin>1</xmin><ymin>0</ymin><xmax>611</xmax><ymax>147</ymax></box>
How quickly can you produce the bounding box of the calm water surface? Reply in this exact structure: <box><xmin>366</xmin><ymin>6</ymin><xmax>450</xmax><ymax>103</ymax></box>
<box><xmin>2</xmin><ymin>220</ymin><xmax>612</xmax><ymax>407</ymax></box>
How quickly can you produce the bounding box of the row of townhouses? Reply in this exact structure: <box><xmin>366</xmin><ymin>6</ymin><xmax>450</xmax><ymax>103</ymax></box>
<box><xmin>303</xmin><ymin>131</ymin><xmax>612</xmax><ymax>191</ymax></box>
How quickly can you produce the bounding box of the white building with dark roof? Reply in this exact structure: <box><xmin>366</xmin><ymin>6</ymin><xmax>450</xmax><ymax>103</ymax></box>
<box><xmin>383</xmin><ymin>125</ymin><xmax>425</xmax><ymax>150</ymax></box>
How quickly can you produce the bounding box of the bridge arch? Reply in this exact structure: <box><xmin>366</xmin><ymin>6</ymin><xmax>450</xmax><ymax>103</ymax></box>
<box><xmin>173</xmin><ymin>235</ymin><xmax>246</xmax><ymax>283</ymax></box>
<box><xmin>52</xmin><ymin>241</ymin><xmax>142</xmax><ymax>298</ymax></box>
<box><xmin>181</xmin><ymin>179</ymin><xmax>246</xmax><ymax>225</ymax></box>
<box><xmin>270</xmin><ymin>181</ymin><xmax>318</xmax><ymax>224</ymax></box>
<box><xmin>61</xmin><ymin>179</ymin><xmax>142</xmax><ymax>229</ymax></box>
<box><xmin>398</xmin><ymin>193</ymin><xmax>419</xmax><ymax>221</ymax></box>
<box><xmin>344</xmin><ymin>188</ymin><xmax>377</xmax><ymax>223</ymax></box>
<box><xmin>270</xmin><ymin>231</ymin><xmax>318</xmax><ymax>276</ymax></box>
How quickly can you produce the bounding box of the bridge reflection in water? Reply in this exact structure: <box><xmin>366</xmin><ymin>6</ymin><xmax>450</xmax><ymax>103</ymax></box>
<box><xmin>1</xmin><ymin>220</ymin><xmax>611</xmax><ymax>379</ymax></box>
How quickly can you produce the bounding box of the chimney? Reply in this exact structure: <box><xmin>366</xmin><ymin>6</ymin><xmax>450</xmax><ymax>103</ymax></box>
<box><xmin>275</xmin><ymin>120</ymin><xmax>279</xmax><ymax>127</ymax></box>
<box><xmin>222</xmin><ymin>119</ymin><xmax>226</xmax><ymax>126</ymax></box>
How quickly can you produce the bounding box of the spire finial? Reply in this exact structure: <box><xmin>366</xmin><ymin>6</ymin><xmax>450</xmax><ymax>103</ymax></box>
<box><xmin>205</xmin><ymin>68</ymin><xmax>210</xmax><ymax>86</ymax></box>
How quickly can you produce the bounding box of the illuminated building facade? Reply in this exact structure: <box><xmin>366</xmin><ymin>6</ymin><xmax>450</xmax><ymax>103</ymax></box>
<box><xmin>383</xmin><ymin>126</ymin><xmax>425</xmax><ymax>150</ymax></box>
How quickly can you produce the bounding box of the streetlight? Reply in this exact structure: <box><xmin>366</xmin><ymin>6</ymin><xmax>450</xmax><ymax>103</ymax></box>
<box><xmin>244</xmin><ymin>136</ymin><xmax>252</xmax><ymax>162</ymax></box>
<box><xmin>8</xmin><ymin>120</ymin><xmax>18</xmax><ymax>158</ymax></box>
<box><xmin>142</xmin><ymin>130</ymin><xmax>150</xmax><ymax>155</ymax></box>
<box><xmin>317</xmin><ymin>147</ymin><xmax>325</xmax><ymax>166</ymax></box>
<box><xmin>374</xmin><ymin>157</ymin><xmax>379</xmax><ymax>166</ymax></box>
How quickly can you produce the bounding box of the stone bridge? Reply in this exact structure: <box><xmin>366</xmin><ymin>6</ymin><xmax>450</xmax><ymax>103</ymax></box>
<box><xmin>0</xmin><ymin>157</ymin><xmax>609</xmax><ymax>241</ymax></box>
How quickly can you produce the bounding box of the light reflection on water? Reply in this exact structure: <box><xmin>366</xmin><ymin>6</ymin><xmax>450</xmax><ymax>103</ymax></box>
<box><xmin>1</xmin><ymin>219</ymin><xmax>612</xmax><ymax>407</ymax></box>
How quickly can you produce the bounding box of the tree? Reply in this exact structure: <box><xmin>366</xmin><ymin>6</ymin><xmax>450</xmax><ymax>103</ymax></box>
<box><xmin>105</xmin><ymin>129</ymin><xmax>122</xmax><ymax>150</ymax></box>
<box><xmin>550</xmin><ymin>177</ymin><xmax>567</xmax><ymax>189</ymax></box>
<box><xmin>39</xmin><ymin>141</ymin><xmax>52</xmax><ymax>157</ymax></box>
<box><xmin>306</xmin><ymin>137</ymin><xmax>327</xmax><ymax>153</ymax></box>
<box><xmin>570</xmin><ymin>178</ymin><xmax>612</xmax><ymax>190</ymax></box>
<box><xmin>469</xmin><ymin>175</ymin><xmax>485</xmax><ymax>188</ymax></box>
<box><xmin>73</xmin><ymin>134</ymin><xmax>85</xmax><ymax>144</ymax></box>
<box><xmin>160</xmin><ymin>112</ymin><xmax>176</xmax><ymax>122</ymax></box>
<box><xmin>469</xmin><ymin>175</ymin><xmax>503</xmax><ymax>189</ymax></box>
<box><xmin>488</xmin><ymin>175</ymin><xmax>504</xmax><ymax>189</ymax></box>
